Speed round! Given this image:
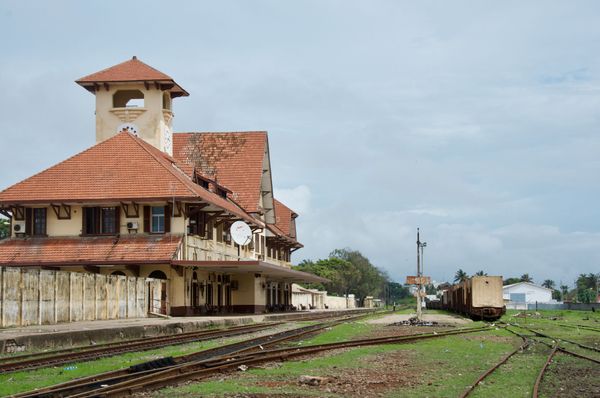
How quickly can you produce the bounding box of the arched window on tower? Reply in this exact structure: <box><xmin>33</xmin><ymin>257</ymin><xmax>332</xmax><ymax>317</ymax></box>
<box><xmin>113</xmin><ymin>90</ymin><xmax>145</xmax><ymax>108</ymax></box>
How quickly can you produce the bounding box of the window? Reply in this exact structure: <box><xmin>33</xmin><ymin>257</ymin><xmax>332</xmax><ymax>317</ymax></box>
<box><xmin>113</xmin><ymin>90</ymin><xmax>144</xmax><ymax>108</ymax></box>
<box><xmin>151</xmin><ymin>206</ymin><xmax>165</xmax><ymax>233</ymax></box>
<box><xmin>32</xmin><ymin>208</ymin><xmax>46</xmax><ymax>236</ymax></box>
<box><xmin>83</xmin><ymin>207</ymin><xmax>120</xmax><ymax>235</ymax></box>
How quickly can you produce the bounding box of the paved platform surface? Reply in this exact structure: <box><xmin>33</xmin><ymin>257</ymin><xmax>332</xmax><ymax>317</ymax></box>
<box><xmin>0</xmin><ymin>308</ymin><xmax>372</xmax><ymax>353</ymax></box>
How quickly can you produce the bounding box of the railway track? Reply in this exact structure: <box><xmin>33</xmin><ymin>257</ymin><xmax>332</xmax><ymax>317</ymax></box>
<box><xmin>459</xmin><ymin>332</ymin><xmax>531</xmax><ymax>398</ymax></box>
<box><xmin>459</xmin><ymin>322</ymin><xmax>600</xmax><ymax>398</ymax></box>
<box><xmin>0</xmin><ymin>322</ymin><xmax>278</xmax><ymax>374</ymax></box>
<box><xmin>556</xmin><ymin>323</ymin><xmax>600</xmax><ymax>333</ymax></box>
<box><xmin>0</xmin><ymin>309</ymin><xmax>377</xmax><ymax>375</ymax></box>
<box><xmin>60</xmin><ymin>325</ymin><xmax>492</xmax><ymax>398</ymax></box>
<box><xmin>507</xmin><ymin>322</ymin><xmax>600</xmax><ymax>353</ymax></box>
<box><xmin>12</xmin><ymin>311</ymin><xmax>379</xmax><ymax>398</ymax></box>
<box><xmin>13</xmin><ymin>313</ymin><xmax>485</xmax><ymax>398</ymax></box>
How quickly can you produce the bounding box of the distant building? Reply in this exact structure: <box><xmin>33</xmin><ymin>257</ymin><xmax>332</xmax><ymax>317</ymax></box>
<box><xmin>503</xmin><ymin>282</ymin><xmax>554</xmax><ymax>306</ymax></box>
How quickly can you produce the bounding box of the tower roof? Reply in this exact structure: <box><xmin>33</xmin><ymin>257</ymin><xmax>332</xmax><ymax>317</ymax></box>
<box><xmin>76</xmin><ymin>56</ymin><xmax>189</xmax><ymax>97</ymax></box>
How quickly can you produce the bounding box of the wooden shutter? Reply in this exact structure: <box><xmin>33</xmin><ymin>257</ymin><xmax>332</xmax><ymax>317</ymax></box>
<box><xmin>164</xmin><ymin>205</ymin><xmax>171</xmax><ymax>233</ymax></box>
<box><xmin>114</xmin><ymin>206</ymin><xmax>121</xmax><ymax>235</ymax></box>
<box><xmin>207</xmin><ymin>219</ymin><xmax>214</xmax><ymax>240</ymax></box>
<box><xmin>198</xmin><ymin>212</ymin><xmax>206</xmax><ymax>237</ymax></box>
<box><xmin>143</xmin><ymin>206</ymin><xmax>150</xmax><ymax>233</ymax></box>
<box><xmin>25</xmin><ymin>208</ymin><xmax>32</xmax><ymax>236</ymax></box>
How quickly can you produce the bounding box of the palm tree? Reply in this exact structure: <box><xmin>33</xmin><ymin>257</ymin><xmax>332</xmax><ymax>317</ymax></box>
<box><xmin>542</xmin><ymin>279</ymin><xmax>555</xmax><ymax>289</ymax></box>
<box><xmin>454</xmin><ymin>269</ymin><xmax>468</xmax><ymax>283</ymax></box>
<box><xmin>474</xmin><ymin>270</ymin><xmax>487</xmax><ymax>276</ymax></box>
<box><xmin>520</xmin><ymin>274</ymin><xmax>533</xmax><ymax>283</ymax></box>
<box><xmin>560</xmin><ymin>284</ymin><xmax>570</xmax><ymax>299</ymax></box>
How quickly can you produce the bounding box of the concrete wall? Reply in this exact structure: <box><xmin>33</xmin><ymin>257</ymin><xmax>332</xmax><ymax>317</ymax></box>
<box><xmin>0</xmin><ymin>267</ymin><xmax>161</xmax><ymax>328</ymax></box>
<box><xmin>324</xmin><ymin>294</ymin><xmax>356</xmax><ymax>309</ymax></box>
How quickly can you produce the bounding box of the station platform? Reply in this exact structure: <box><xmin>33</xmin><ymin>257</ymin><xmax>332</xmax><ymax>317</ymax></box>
<box><xmin>0</xmin><ymin>308</ymin><xmax>374</xmax><ymax>354</ymax></box>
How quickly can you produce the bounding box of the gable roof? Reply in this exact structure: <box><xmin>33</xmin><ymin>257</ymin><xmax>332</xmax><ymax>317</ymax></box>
<box><xmin>173</xmin><ymin>132</ymin><xmax>269</xmax><ymax>214</ymax></box>
<box><xmin>502</xmin><ymin>282</ymin><xmax>553</xmax><ymax>291</ymax></box>
<box><xmin>0</xmin><ymin>133</ymin><xmax>260</xmax><ymax>226</ymax></box>
<box><xmin>76</xmin><ymin>56</ymin><xmax>188</xmax><ymax>97</ymax></box>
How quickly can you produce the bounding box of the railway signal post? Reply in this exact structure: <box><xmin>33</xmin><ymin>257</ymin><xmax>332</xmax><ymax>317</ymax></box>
<box><xmin>407</xmin><ymin>228</ymin><xmax>430</xmax><ymax>321</ymax></box>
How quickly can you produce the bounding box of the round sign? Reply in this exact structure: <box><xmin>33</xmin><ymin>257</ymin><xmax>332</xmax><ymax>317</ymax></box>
<box><xmin>230</xmin><ymin>221</ymin><xmax>253</xmax><ymax>246</ymax></box>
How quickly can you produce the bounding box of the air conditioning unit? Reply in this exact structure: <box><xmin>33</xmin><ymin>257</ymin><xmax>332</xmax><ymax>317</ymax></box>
<box><xmin>126</xmin><ymin>221</ymin><xmax>139</xmax><ymax>229</ymax></box>
<box><xmin>13</xmin><ymin>221</ymin><xmax>26</xmax><ymax>234</ymax></box>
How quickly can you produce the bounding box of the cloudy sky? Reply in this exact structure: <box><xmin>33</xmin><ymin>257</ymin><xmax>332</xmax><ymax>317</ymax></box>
<box><xmin>1</xmin><ymin>1</ymin><xmax>599</xmax><ymax>287</ymax></box>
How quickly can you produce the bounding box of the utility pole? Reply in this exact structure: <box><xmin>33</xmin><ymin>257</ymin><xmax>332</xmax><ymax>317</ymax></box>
<box><xmin>416</xmin><ymin>228</ymin><xmax>422</xmax><ymax>320</ymax></box>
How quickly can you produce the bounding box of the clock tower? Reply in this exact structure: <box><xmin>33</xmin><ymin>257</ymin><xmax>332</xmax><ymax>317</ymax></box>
<box><xmin>76</xmin><ymin>56</ymin><xmax>188</xmax><ymax>156</ymax></box>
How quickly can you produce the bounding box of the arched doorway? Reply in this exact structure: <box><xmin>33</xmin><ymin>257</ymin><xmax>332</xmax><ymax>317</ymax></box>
<box><xmin>148</xmin><ymin>270</ymin><xmax>168</xmax><ymax>314</ymax></box>
<box><xmin>111</xmin><ymin>270</ymin><xmax>126</xmax><ymax>276</ymax></box>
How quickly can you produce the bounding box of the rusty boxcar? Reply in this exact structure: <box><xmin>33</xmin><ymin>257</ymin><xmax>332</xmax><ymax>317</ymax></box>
<box><xmin>428</xmin><ymin>276</ymin><xmax>505</xmax><ymax>320</ymax></box>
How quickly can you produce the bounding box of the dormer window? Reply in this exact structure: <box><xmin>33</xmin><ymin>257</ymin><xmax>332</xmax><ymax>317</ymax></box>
<box><xmin>217</xmin><ymin>188</ymin><xmax>227</xmax><ymax>198</ymax></box>
<box><xmin>113</xmin><ymin>90</ymin><xmax>145</xmax><ymax>108</ymax></box>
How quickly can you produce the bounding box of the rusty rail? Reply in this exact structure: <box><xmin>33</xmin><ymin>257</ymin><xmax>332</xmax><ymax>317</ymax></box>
<box><xmin>503</xmin><ymin>322</ymin><xmax>600</xmax><ymax>353</ymax></box>
<box><xmin>532</xmin><ymin>345</ymin><xmax>558</xmax><ymax>398</ymax></box>
<box><xmin>68</xmin><ymin>326</ymin><xmax>493</xmax><ymax>398</ymax></box>
<box><xmin>12</xmin><ymin>311</ymin><xmax>381</xmax><ymax>398</ymax></box>
<box><xmin>459</xmin><ymin>335</ymin><xmax>530</xmax><ymax>398</ymax></box>
<box><xmin>556</xmin><ymin>323</ymin><xmax>600</xmax><ymax>333</ymax></box>
<box><xmin>0</xmin><ymin>322</ymin><xmax>278</xmax><ymax>374</ymax></box>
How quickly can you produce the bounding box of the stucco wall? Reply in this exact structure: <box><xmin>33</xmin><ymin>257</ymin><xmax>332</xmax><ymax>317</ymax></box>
<box><xmin>0</xmin><ymin>267</ymin><xmax>160</xmax><ymax>328</ymax></box>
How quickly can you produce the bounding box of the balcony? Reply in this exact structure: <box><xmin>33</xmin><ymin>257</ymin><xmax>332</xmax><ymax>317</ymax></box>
<box><xmin>185</xmin><ymin>235</ymin><xmax>291</xmax><ymax>268</ymax></box>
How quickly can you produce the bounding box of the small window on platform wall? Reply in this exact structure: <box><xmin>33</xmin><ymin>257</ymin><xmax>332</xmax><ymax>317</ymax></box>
<box><xmin>83</xmin><ymin>207</ymin><xmax>120</xmax><ymax>235</ymax></box>
<box><xmin>113</xmin><ymin>90</ymin><xmax>145</xmax><ymax>108</ymax></box>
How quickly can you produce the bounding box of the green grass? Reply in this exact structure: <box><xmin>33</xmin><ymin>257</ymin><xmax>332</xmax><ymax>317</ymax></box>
<box><xmin>0</xmin><ymin>324</ymin><xmax>302</xmax><ymax>398</ymax></box>
<box><xmin>157</xmin><ymin>324</ymin><xmax>520</xmax><ymax>397</ymax></box>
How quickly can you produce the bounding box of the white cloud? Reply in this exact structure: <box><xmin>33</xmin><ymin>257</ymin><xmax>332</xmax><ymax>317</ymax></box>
<box><xmin>274</xmin><ymin>185</ymin><xmax>312</xmax><ymax>214</ymax></box>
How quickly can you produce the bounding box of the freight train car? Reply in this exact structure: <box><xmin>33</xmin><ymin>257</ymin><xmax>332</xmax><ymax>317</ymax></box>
<box><xmin>427</xmin><ymin>276</ymin><xmax>505</xmax><ymax>320</ymax></box>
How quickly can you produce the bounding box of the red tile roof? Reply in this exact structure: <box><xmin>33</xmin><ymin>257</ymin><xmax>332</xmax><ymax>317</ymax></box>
<box><xmin>173</xmin><ymin>132</ymin><xmax>268</xmax><ymax>214</ymax></box>
<box><xmin>0</xmin><ymin>132</ymin><xmax>261</xmax><ymax>226</ymax></box>
<box><xmin>0</xmin><ymin>235</ymin><xmax>182</xmax><ymax>266</ymax></box>
<box><xmin>76</xmin><ymin>56</ymin><xmax>188</xmax><ymax>96</ymax></box>
<box><xmin>273</xmin><ymin>199</ymin><xmax>297</xmax><ymax>238</ymax></box>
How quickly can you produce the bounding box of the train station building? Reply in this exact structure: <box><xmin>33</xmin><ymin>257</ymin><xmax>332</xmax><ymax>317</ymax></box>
<box><xmin>0</xmin><ymin>57</ymin><xmax>326</xmax><ymax>318</ymax></box>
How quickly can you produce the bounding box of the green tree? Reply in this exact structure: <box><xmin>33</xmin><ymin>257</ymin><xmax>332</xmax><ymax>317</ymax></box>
<box><xmin>504</xmin><ymin>277</ymin><xmax>521</xmax><ymax>286</ymax></box>
<box><xmin>0</xmin><ymin>217</ymin><xmax>9</xmax><ymax>239</ymax></box>
<box><xmin>542</xmin><ymin>279</ymin><xmax>555</xmax><ymax>289</ymax></box>
<box><xmin>454</xmin><ymin>269</ymin><xmax>468</xmax><ymax>283</ymax></box>
<box><xmin>552</xmin><ymin>290</ymin><xmax>562</xmax><ymax>301</ymax></box>
<box><xmin>295</xmin><ymin>248</ymin><xmax>388</xmax><ymax>301</ymax></box>
<box><xmin>577</xmin><ymin>288</ymin><xmax>595</xmax><ymax>304</ymax></box>
<box><xmin>387</xmin><ymin>282</ymin><xmax>410</xmax><ymax>302</ymax></box>
<box><xmin>330</xmin><ymin>248</ymin><xmax>387</xmax><ymax>299</ymax></box>
<box><xmin>474</xmin><ymin>270</ymin><xmax>487</xmax><ymax>276</ymax></box>
<box><xmin>520</xmin><ymin>274</ymin><xmax>533</xmax><ymax>283</ymax></box>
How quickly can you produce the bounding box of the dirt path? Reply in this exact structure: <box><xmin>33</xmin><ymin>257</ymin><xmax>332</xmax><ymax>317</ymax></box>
<box><xmin>367</xmin><ymin>313</ymin><xmax>472</xmax><ymax>325</ymax></box>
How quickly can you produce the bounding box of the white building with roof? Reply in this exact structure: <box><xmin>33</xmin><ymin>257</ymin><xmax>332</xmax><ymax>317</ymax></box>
<box><xmin>503</xmin><ymin>282</ymin><xmax>554</xmax><ymax>307</ymax></box>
